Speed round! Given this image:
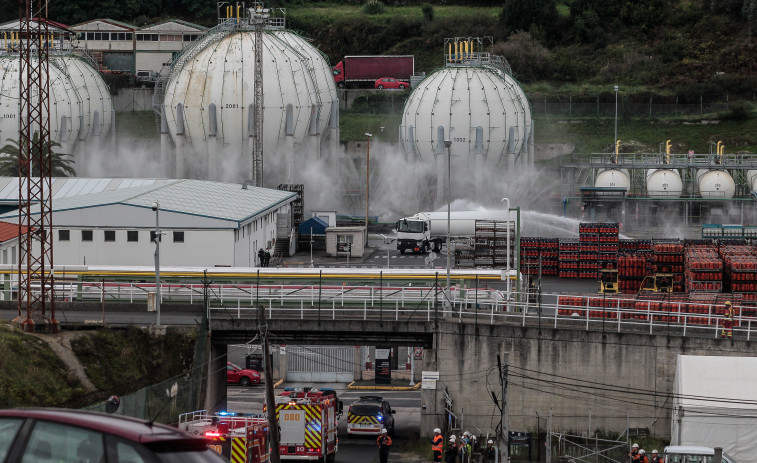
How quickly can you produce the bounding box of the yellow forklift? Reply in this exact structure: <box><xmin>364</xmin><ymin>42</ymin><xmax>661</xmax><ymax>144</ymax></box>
<box><xmin>639</xmin><ymin>273</ymin><xmax>674</xmax><ymax>294</ymax></box>
<box><xmin>598</xmin><ymin>269</ymin><xmax>619</xmax><ymax>294</ymax></box>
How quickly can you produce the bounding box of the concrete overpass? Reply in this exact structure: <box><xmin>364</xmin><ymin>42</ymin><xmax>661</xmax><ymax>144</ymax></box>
<box><xmin>207</xmin><ymin>307</ymin><xmax>757</xmax><ymax>441</ymax></box>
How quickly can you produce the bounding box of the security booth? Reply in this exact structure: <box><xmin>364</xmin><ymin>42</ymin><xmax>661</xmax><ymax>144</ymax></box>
<box><xmin>298</xmin><ymin>216</ymin><xmax>328</xmax><ymax>252</ymax></box>
<box><xmin>325</xmin><ymin>227</ymin><xmax>365</xmax><ymax>258</ymax></box>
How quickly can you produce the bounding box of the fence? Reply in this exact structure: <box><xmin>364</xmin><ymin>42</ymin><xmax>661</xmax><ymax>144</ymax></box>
<box><xmin>530</xmin><ymin>96</ymin><xmax>754</xmax><ymax>118</ymax></box>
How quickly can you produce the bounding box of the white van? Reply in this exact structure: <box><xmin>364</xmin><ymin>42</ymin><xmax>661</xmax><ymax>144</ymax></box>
<box><xmin>664</xmin><ymin>446</ymin><xmax>738</xmax><ymax>463</ymax></box>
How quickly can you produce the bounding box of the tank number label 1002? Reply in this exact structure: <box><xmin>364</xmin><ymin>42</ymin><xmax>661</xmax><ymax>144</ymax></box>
<box><xmin>452</xmin><ymin>137</ymin><xmax>466</xmax><ymax>142</ymax></box>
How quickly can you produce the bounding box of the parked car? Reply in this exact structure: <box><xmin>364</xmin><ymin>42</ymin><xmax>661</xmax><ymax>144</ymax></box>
<box><xmin>374</xmin><ymin>77</ymin><xmax>409</xmax><ymax>90</ymax></box>
<box><xmin>0</xmin><ymin>408</ymin><xmax>226</xmax><ymax>462</ymax></box>
<box><xmin>346</xmin><ymin>395</ymin><xmax>396</xmax><ymax>436</ymax></box>
<box><xmin>135</xmin><ymin>70</ymin><xmax>160</xmax><ymax>86</ymax></box>
<box><xmin>226</xmin><ymin>361</ymin><xmax>261</xmax><ymax>386</ymax></box>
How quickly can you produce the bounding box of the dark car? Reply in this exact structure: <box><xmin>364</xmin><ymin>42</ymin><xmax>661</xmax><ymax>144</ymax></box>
<box><xmin>0</xmin><ymin>408</ymin><xmax>226</xmax><ymax>462</ymax></box>
<box><xmin>226</xmin><ymin>361</ymin><xmax>261</xmax><ymax>387</ymax></box>
<box><xmin>374</xmin><ymin>77</ymin><xmax>409</xmax><ymax>90</ymax></box>
<box><xmin>346</xmin><ymin>395</ymin><xmax>396</xmax><ymax>436</ymax></box>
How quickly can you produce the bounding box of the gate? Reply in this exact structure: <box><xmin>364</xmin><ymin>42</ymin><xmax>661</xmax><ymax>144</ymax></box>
<box><xmin>286</xmin><ymin>346</ymin><xmax>354</xmax><ymax>382</ymax></box>
<box><xmin>550</xmin><ymin>433</ymin><xmax>627</xmax><ymax>463</ymax></box>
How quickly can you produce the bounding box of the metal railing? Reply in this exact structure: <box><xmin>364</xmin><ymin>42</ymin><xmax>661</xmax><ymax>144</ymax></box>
<box><xmin>8</xmin><ymin>280</ymin><xmax>756</xmax><ymax>340</ymax></box>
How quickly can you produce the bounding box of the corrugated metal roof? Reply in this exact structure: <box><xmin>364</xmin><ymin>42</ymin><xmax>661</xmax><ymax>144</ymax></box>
<box><xmin>0</xmin><ymin>178</ymin><xmax>170</xmax><ymax>205</ymax></box>
<box><xmin>0</xmin><ymin>178</ymin><xmax>297</xmax><ymax>225</ymax></box>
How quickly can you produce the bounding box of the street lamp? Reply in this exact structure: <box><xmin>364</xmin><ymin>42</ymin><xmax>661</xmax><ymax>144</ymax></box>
<box><xmin>500</xmin><ymin>197</ymin><xmax>511</xmax><ymax>297</ymax></box>
<box><xmin>364</xmin><ymin>133</ymin><xmax>372</xmax><ymax>242</ymax></box>
<box><xmin>614</xmin><ymin>85</ymin><xmax>619</xmax><ymax>155</ymax></box>
<box><xmin>444</xmin><ymin>139</ymin><xmax>452</xmax><ymax>307</ymax></box>
<box><xmin>152</xmin><ymin>201</ymin><xmax>162</xmax><ymax>326</ymax></box>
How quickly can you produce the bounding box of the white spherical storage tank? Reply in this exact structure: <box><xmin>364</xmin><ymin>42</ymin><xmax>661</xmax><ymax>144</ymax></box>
<box><xmin>0</xmin><ymin>55</ymin><xmax>112</xmax><ymax>167</ymax></box>
<box><xmin>399</xmin><ymin>65</ymin><xmax>532</xmax><ymax>202</ymax></box>
<box><xmin>161</xmin><ymin>28</ymin><xmax>338</xmax><ymax>182</ymax></box>
<box><xmin>594</xmin><ymin>168</ymin><xmax>630</xmax><ymax>191</ymax></box>
<box><xmin>697</xmin><ymin>169</ymin><xmax>735</xmax><ymax>199</ymax></box>
<box><xmin>646</xmin><ymin>169</ymin><xmax>682</xmax><ymax>198</ymax></box>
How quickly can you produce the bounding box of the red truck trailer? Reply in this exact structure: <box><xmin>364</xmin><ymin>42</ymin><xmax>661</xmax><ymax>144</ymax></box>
<box><xmin>332</xmin><ymin>55</ymin><xmax>414</xmax><ymax>88</ymax></box>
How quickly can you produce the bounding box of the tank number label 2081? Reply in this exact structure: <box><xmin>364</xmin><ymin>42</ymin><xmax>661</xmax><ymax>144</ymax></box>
<box><xmin>452</xmin><ymin>137</ymin><xmax>466</xmax><ymax>142</ymax></box>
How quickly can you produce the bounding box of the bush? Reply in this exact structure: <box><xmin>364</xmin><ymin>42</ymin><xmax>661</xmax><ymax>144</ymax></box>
<box><xmin>721</xmin><ymin>101</ymin><xmax>755</xmax><ymax>121</ymax></box>
<box><xmin>363</xmin><ymin>0</ymin><xmax>386</xmax><ymax>15</ymax></box>
<box><xmin>494</xmin><ymin>32</ymin><xmax>552</xmax><ymax>82</ymax></box>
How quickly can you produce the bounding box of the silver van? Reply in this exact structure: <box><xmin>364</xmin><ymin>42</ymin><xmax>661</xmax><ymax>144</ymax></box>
<box><xmin>663</xmin><ymin>446</ymin><xmax>737</xmax><ymax>463</ymax></box>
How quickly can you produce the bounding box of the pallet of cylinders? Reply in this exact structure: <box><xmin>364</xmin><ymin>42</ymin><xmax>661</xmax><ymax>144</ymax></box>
<box><xmin>578</xmin><ymin>222</ymin><xmax>619</xmax><ymax>279</ymax></box>
<box><xmin>652</xmin><ymin>240</ymin><xmax>685</xmax><ymax>292</ymax></box>
<box><xmin>684</xmin><ymin>293</ymin><xmax>743</xmax><ymax>325</ymax></box>
<box><xmin>540</xmin><ymin>238</ymin><xmax>559</xmax><ymax>275</ymax></box>
<box><xmin>519</xmin><ymin>237</ymin><xmax>541</xmax><ymax>275</ymax></box>
<box><xmin>684</xmin><ymin>243</ymin><xmax>723</xmax><ymax>292</ymax></box>
<box><xmin>618</xmin><ymin>253</ymin><xmax>647</xmax><ymax>293</ymax></box>
<box><xmin>719</xmin><ymin>243</ymin><xmax>757</xmax><ymax>294</ymax></box>
<box><xmin>558</xmin><ymin>240</ymin><xmax>579</xmax><ymax>278</ymax></box>
<box><xmin>474</xmin><ymin>220</ymin><xmax>514</xmax><ymax>268</ymax></box>
<box><xmin>453</xmin><ymin>244</ymin><xmax>475</xmax><ymax>268</ymax></box>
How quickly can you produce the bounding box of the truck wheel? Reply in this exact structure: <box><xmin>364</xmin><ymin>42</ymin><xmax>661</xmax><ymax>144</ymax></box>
<box><xmin>399</xmin><ymin>248</ymin><xmax>405</xmax><ymax>254</ymax></box>
<box><xmin>399</xmin><ymin>84</ymin><xmax>406</xmax><ymax>89</ymax></box>
<box><xmin>327</xmin><ymin>452</ymin><xmax>336</xmax><ymax>462</ymax></box>
<box><xmin>377</xmin><ymin>84</ymin><xmax>384</xmax><ymax>89</ymax></box>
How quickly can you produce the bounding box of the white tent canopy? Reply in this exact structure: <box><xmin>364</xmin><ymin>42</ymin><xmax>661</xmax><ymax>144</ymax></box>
<box><xmin>672</xmin><ymin>355</ymin><xmax>757</xmax><ymax>463</ymax></box>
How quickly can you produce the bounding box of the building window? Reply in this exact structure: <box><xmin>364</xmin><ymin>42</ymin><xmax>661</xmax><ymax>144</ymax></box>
<box><xmin>104</xmin><ymin>230</ymin><xmax>115</xmax><ymax>242</ymax></box>
<box><xmin>82</xmin><ymin>230</ymin><xmax>93</xmax><ymax>242</ymax></box>
<box><xmin>58</xmin><ymin>230</ymin><xmax>70</xmax><ymax>241</ymax></box>
<box><xmin>86</xmin><ymin>32</ymin><xmax>94</xmax><ymax>40</ymax></box>
<box><xmin>173</xmin><ymin>231</ymin><xmax>184</xmax><ymax>243</ymax></box>
<box><xmin>127</xmin><ymin>231</ymin><xmax>138</xmax><ymax>242</ymax></box>
<box><xmin>94</xmin><ymin>32</ymin><xmax>102</xmax><ymax>40</ymax></box>
<box><xmin>125</xmin><ymin>33</ymin><xmax>132</xmax><ymax>40</ymax></box>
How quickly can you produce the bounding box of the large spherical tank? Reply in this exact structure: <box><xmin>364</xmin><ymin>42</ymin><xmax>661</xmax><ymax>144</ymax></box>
<box><xmin>646</xmin><ymin>169</ymin><xmax>682</xmax><ymax>198</ymax></box>
<box><xmin>696</xmin><ymin>169</ymin><xmax>735</xmax><ymax>199</ymax></box>
<box><xmin>595</xmin><ymin>168</ymin><xmax>630</xmax><ymax>191</ymax></box>
<box><xmin>0</xmin><ymin>55</ymin><xmax>112</xmax><ymax>156</ymax></box>
<box><xmin>399</xmin><ymin>66</ymin><xmax>532</xmax><ymax>168</ymax></box>
<box><xmin>162</xmin><ymin>29</ymin><xmax>337</xmax><ymax>180</ymax></box>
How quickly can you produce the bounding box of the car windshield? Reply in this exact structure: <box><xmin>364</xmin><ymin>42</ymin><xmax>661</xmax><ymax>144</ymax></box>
<box><xmin>228</xmin><ymin>363</ymin><xmax>242</xmax><ymax>370</ymax></box>
<box><xmin>350</xmin><ymin>405</ymin><xmax>381</xmax><ymax>416</ymax></box>
<box><xmin>397</xmin><ymin>220</ymin><xmax>424</xmax><ymax>233</ymax></box>
<box><xmin>157</xmin><ymin>449</ymin><xmax>227</xmax><ymax>462</ymax></box>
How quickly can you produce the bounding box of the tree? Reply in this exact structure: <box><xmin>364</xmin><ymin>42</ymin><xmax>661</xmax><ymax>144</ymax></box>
<box><xmin>0</xmin><ymin>132</ymin><xmax>77</xmax><ymax>177</ymax></box>
<box><xmin>499</xmin><ymin>0</ymin><xmax>559</xmax><ymax>37</ymax></box>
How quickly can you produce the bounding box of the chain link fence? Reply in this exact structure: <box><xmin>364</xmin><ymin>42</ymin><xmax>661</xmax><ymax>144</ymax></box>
<box><xmin>530</xmin><ymin>96</ymin><xmax>755</xmax><ymax>118</ymax></box>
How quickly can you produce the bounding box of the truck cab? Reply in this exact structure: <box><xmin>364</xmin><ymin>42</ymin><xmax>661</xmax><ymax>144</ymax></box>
<box><xmin>396</xmin><ymin>218</ymin><xmax>430</xmax><ymax>253</ymax></box>
<box><xmin>332</xmin><ymin>61</ymin><xmax>345</xmax><ymax>88</ymax></box>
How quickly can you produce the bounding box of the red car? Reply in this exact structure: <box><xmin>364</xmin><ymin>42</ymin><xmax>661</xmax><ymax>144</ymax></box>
<box><xmin>0</xmin><ymin>408</ymin><xmax>226</xmax><ymax>462</ymax></box>
<box><xmin>374</xmin><ymin>77</ymin><xmax>409</xmax><ymax>89</ymax></box>
<box><xmin>226</xmin><ymin>361</ymin><xmax>261</xmax><ymax>386</ymax></box>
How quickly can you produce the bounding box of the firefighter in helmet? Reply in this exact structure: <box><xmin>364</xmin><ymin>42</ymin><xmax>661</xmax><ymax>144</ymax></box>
<box><xmin>721</xmin><ymin>300</ymin><xmax>734</xmax><ymax>338</ymax></box>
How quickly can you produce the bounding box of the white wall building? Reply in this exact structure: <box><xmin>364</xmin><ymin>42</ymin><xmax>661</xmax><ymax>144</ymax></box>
<box><xmin>0</xmin><ymin>178</ymin><xmax>297</xmax><ymax>268</ymax></box>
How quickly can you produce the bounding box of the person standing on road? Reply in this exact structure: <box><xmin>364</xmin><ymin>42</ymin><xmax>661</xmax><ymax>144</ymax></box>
<box><xmin>722</xmin><ymin>300</ymin><xmax>734</xmax><ymax>338</ymax></box>
<box><xmin>650</xmin><ymin>450</ymin><xmax>663</xmax><ymax>463</ymax></box>
<box><xmin>629</xmin><ymin>443</ymin><xmax>640</xmax><ymax>463</ymax></box>
<box><xmin>377</xmin><ymin>428</ymin><xmax>392</xmax><ymax>463</ymax></box>
<box><xmin>264</xmin><ymin>249</ymin><xmax>271</xmax><ymax>267</ymax></box>
<box><xmin>431</xmin><ymin>428</ymin><xmax>444</xmax><ymax>462</ymax></box>
<box><xmin>484</xmin><ymin>440</ymin><xmax>496</xmax><ymax>462</ymax></box>
<box><xmin>445</xmin><ymin>435</ymin><xmax>458</xmax><ymax>463</ymax></box>
<box><xmin>257</xmin><ymin>248</ymin><xmax>265</xmax><ymax>267</ymax></box>
<box><xmin>638</xmin><ymin>449</ymin><xmax>649</xmax><ymax>463</ymax></box>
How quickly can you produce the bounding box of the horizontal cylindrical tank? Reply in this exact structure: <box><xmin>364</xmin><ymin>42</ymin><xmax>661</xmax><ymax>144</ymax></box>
<box><xmin>646</xmin><ymin>169</ymin><xmax>682</xmax><ymax>198</ymax></box>
<box><xmin>406</xmin><ymin>210</ymin><xmax>510</xmax><ymax>237</ymax></box>
<box><xmin>594</xmin><ymin>168</ymin><xmax>630</xmax><ymax>191</ymax></box>
<box><xmin>696</xmin><ymin>169</ymin><xmax>735</xmax><ymax>199</ymax></box>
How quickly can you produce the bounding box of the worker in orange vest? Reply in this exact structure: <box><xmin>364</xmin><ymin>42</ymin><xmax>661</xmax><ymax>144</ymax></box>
<box><xmin>377</xmin><ymin>428</ymin><xmax>392</xmax><ymax>463</ymax></box>
<box><xmin>431</xmin><ymin>428</ymin><xmax>444</xmax><ymax>462</ymax></box>
<box><xmin>721</xmin><ymin>300</ymin><xmax>734</xmax><ymax>338</ymax></box>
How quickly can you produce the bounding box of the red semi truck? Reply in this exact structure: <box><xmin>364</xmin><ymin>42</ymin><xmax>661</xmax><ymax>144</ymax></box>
<box><xmin>332</xmin><ymin>55</ymin><xmax>414</xmax><ymax>88</ymax></box>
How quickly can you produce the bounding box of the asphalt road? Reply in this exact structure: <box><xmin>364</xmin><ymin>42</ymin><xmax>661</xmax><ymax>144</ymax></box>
<box><xmin>227</xmin><ymin>385</ymin><xmax>421</xmax><ymax>463</ymax></box>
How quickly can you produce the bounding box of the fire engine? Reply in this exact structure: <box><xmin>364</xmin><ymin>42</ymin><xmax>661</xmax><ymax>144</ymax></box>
<box><xmin>274</xmin><ymin>387</ymin><xmax>342</xmax><ymax>461</ymax></box>
<box><xmin>178</xmin><ymin>410</ymin><xmax>270</xmax><ymax>463</ymax></box>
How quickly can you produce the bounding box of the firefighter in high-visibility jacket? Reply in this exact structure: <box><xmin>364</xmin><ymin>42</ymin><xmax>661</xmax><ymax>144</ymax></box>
<box><xmin>721</xmin><ymin>300</ymin><xmax>734</xmax><ymax>338</ymax></box>
<box><xmin>431</xmin><ymin>428</ymin><xmax>444</xmax><ymax>462</ymax></box>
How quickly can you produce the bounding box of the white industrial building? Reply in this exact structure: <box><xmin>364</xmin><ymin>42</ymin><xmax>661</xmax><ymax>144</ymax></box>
<box><xmin>0</xmin><ymin>178</ymin><xmax>297</xmax><ymax>267</ymax></box>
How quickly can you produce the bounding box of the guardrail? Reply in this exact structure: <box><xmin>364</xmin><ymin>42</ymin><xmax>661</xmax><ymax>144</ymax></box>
<box><xmin>7</xmin><ymin>280</ymin><xmax>756</xmax><ymax>340</ymax></box>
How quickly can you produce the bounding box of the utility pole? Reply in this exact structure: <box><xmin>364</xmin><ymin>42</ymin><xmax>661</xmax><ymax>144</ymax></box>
<box><xmin>259</xmin><ymin>306</ymin><xmax>280</xmax><ymax>463</ymax></box>
<box><xmin>498</xmin><ymin>355</ymin><xmax>509</xmax><ymax>463</ymax></box>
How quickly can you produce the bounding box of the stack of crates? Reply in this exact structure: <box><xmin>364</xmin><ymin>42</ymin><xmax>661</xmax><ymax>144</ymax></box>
<box><xmin>684</xmin><ymin>244</ymin><xmax>723</xmax><ymax>292</ymax></box>
<box><xmin>618</xmin><ymin>254</ymin><xmax>647</xmax><ymax>293</ymax></box>
<box><xmin>652</xmin><ymin>241</ymin><xmax>685</xmax><ymax>292</ymax></box>
<box><xmin>540</xmin><ymin>238</ymin><xmax>559</xmax><ymax>276</ymax></box>
<box><xmin>559</xmin><ymin>240</ymin><xmax>580</xmax><ymax>278</ymax></box>
<box><xmin>520</xmin><ymin>238</ymin><xmax>541</xmax><ymax>276</ymax></box>
<box><xmin>720</xmin><ymin>244</ymin><xmax>757</xmax><ymax>293</ymax></box>
<box><xmin>578</xmin><ymin>223</ymin><xmax>599</xmax><ymax>279</ymax></box>
<box><xmin>598</xmin><ymin>223</ymin><xmax>619</xmax><ymax>271</ymax></box>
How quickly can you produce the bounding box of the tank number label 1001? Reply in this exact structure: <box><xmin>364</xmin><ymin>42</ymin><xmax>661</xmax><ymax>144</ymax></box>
<box><xmin>2</xmin><ymin>114</ymin><xmax>16</xmax><ymax>119</ymax></box>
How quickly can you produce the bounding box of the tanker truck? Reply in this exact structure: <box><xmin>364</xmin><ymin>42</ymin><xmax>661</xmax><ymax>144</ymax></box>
<box><xmin>395</xmin><ymin>210</ymin><xmax>510</xmax><ymax>254</ymax></box>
